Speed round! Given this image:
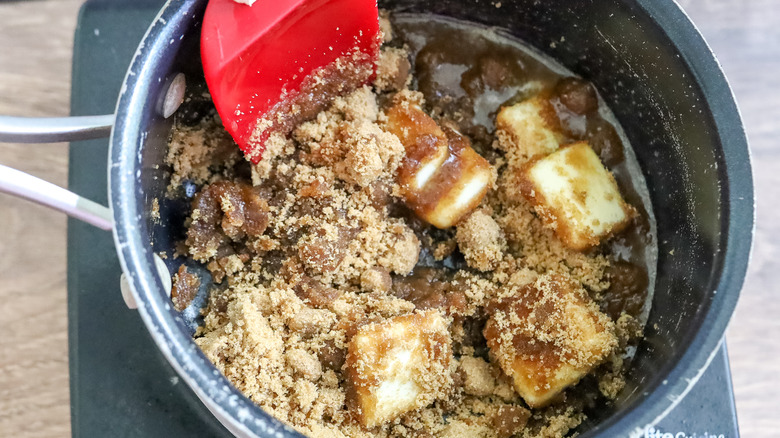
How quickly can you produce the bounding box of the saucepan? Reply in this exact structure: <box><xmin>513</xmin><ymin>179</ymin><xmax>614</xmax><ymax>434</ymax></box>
<box><xmin>0</xmin><ymin>0</ymin><xmax>754</xmax><ymax>436</ymax></box>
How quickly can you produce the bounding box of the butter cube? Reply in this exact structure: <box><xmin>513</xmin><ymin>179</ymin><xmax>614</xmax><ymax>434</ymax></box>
<box><xmin>519</xmin><ymin>142</ymin><xmax>635</xmax><ymax>250</ymax></box>
<box><xmin>423</xmin><ymin>144</ymin><xmax>493</xmax><ymax>229</ymax></box>
<box><xmin>345</xmin><ymin>310</ymin><xmax>452</xmax><ymax>427</ymax></box>
<box><xmin>385</xmin><ymin>96</ymin><xmax>493</xmax><ymax>229</ymax></box>
<box><xmin>385</xmin><ymin>99</ymin><xmax>449</xmax><ymax>192</ymax></box>
<box><xmin>484</xmin><ymin>274</ymin><xmax>617</xmax><ymax>408</ymax></box>
<box><xmin>496</xmin><ymin>95</ymin><xmax>564</xmax><ymax>162</ymax></box>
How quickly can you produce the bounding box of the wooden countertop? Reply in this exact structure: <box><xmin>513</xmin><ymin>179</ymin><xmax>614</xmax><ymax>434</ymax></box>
<box><xmin>0</xmin><ymin>0</ymin><xmax>776</xmax><ymax>436</ymax></box>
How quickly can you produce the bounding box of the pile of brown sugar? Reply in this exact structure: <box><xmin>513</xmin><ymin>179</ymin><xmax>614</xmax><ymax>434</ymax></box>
<box><xmin>165</xmin><ymin>16</ymin><xmax>647</xmax><ymax>438</ymax></box>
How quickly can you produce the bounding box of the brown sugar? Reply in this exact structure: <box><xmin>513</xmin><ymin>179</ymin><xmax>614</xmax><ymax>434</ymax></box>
<box><xmin>165</xmin><ymin>114</ymin><xmax>241</xmax><ymax>192</ymax></box>
<box><xmin>492</xmin><ymin>405</ymin><xmax>531</xmax><ymax>438</ymax></box>
<box><xmin>375</xmin><ymin>47</ymin><xmax>411</xmax><ymax>92</ymax></box>
<box><xmin>456</xmin><ymin>210</ymin><xmax>506</xmax><ymax>271</ymax></box>
<box><xmin>171</xmin><ymin>265</ymin><xmax>200</xmax><ymax>311</ymax></box>
<box><xmin>360</xmin><ymin>267</ymin><xmax>393</xmax><ymax>293</ymax></box>
<box><xmin>167</xmin><ymin>13</ymin><xmax>650</xmax><ymax>438</ymax></box>
<box><xmin>458</xmin><ymin>356</ymin><xmax>497</xmax><ymax>397</ymax></box>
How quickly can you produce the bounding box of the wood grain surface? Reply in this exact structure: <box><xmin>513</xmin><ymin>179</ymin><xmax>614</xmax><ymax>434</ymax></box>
<box><xmin>0</xmin><ymin>0</ymin><xmax>777</xmax><ymax>437</ymax></box>
<box><xmin>0</xmin><ymin>1</ymin><xmax>81</xmax><ymax>437</ymax></box>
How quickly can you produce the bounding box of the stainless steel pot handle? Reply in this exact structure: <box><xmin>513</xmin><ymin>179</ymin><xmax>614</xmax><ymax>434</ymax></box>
<box><xmin>0</xmin><ymin>114</ymin><xmax>172</xmax><ymax>308</ymax></box>
<box><xmin>0</xmin><ymin>115</ymin><xmax>115</xmax><ymax>230</ymax></box>
<box><xmin>0</xmin><ymin>114</ymin><xmax>114</xmax><ymax>143</ymax></box>
<box><xmin>0</xmin><ymin>163</ymin><xmax>113</xmax><ymax>230</ymax></box>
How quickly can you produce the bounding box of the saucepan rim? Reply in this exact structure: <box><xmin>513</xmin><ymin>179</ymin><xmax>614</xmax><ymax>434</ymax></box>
<box><xmin>109</xmin><ymin>0</ymin><xmax>754</xmax><ymax>436</ymax></box>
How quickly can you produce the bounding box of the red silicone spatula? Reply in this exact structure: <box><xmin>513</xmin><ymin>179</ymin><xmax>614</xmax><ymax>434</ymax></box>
<box><xmin>201</xmin><ymin>0</ymin><xmax>381</xmax><ymax>163</ymax></box>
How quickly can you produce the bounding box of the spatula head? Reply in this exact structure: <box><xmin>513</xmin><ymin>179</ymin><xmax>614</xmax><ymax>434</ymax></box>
<box><xmin>201</xmin><ymin>0</ymin><xmax>380</xmax><ymax>163</ymax></box>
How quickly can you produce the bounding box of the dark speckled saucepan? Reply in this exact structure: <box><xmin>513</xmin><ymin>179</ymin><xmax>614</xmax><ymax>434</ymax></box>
<box><xmin>0</xmin><ymin>0</ymin><xmax>754</xmax><ymax>436</ymax></box>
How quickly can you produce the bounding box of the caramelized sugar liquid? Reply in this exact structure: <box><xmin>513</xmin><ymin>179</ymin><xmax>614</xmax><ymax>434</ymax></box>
<box><xmin>393</xmin><ymin>15</ymin><xmax>658</xmax><ymax>328</ymax></box>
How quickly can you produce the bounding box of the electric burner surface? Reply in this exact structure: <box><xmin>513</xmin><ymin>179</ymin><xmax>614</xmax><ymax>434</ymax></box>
<box><xmin>67</xmin><ymin>1</ymin><xmax>740</xmax><ymax>436</ymax></box>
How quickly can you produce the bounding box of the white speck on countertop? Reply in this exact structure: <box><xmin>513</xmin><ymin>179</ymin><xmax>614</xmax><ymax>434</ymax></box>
<box><xmin>94</xmin><ymin>28</ymin><xmax>100</xmax><ymax>36</ymax></box>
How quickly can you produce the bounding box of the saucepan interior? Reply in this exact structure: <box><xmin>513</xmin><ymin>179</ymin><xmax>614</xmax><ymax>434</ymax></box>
<box><xmin>110</xmin><ymin>0</ymin><xmax>753</xmax><ymax>436</ymax></box>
